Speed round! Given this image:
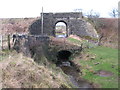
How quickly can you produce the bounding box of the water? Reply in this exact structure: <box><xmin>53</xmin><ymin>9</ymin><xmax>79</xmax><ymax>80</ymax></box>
<box><xmin>60</xmin><ymin>63</ymin><xmax>94</xmax><ymax>89</ymax></box>
<box><xmin>69</xmin><ymin>75</ymin><xmax>80</xmax><ymax>88</ymax></box>
<box><xmin>56</xmin><ymin>35</ymin><xmax>66</xmax><ymax>38</ymax></box>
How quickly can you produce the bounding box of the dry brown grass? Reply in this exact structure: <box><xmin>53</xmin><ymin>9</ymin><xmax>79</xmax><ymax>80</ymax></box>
<box><xmin>0</xmin><ymin>52</ymin><xmax>73</xmax><ymax>88</ymax></box>
<box><xmin>97</xmin><ymin>18</ymin><xmax>118</xmax><ymax>48</ymax></box>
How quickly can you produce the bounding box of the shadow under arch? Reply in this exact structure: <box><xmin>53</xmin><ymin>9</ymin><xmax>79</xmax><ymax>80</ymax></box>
<box><xmin>57</xmin><ymin>50</ymin><xmax>72</xmax><ymax>61</ymax></box>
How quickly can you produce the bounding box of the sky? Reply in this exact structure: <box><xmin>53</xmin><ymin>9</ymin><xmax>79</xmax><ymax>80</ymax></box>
<box><xmin>0</xmin><ymin>0</ymin><xmax>119</xmax><ymax>18</ymax></box>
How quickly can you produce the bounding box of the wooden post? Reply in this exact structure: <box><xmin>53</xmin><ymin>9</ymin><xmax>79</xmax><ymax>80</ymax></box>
<box><xmin>41</xmin><ymin>7</ymin><xmax>44</xmax><ymax>34</ymax></box>
<box><xmin>7</xmin><ymin>34</ymin><xmax>11</xmax><ymax>50</ymax></box>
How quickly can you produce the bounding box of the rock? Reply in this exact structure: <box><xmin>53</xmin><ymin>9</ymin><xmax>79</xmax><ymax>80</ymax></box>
<box><xmin>94</xmin><ymin>62</ymin><xmax>100</xmax><ymax>65</ymax></box>
<box><xmin>60</xmin><ymin>61</ymin><xmax>71</xmax><ymax>67</ymax></box>
<box><xmin>95</xmin><ymin>70</ymin><xmax>113</xmax><ymax>77</ymax></box>
<box><xmin>90</xmin><ymin>56</ymin><xmax>95</xmax><ymax>60</ymax></box>
<box><xmin>111</xmin><ymin>65</ymin><xmax>115</xmax><ymax>68</ymax></box>
<box><xmin>86</xmin><ymin>55</ymin><xmax>89</xmax><ymax>57</ymax></box>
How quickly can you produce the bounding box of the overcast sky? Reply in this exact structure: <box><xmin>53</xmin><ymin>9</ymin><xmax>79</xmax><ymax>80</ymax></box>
<box><xmin>0</xmin><ymin>0</ymin><xmax>119</xmax><ymax>18</ymax></box>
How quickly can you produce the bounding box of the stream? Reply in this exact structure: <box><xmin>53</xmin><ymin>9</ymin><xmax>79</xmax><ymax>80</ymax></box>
<box><xmin>56</xmin><ymin>50</ymin><xmax>94</xmax><ymax>89</ymax></box>
<box><xmin>59</xmin><ymin>61</ymin><xmax>94</xmax><ymax>89</ymax></box>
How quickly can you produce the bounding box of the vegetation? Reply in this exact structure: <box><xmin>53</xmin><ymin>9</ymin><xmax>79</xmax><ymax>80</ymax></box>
<box><xmin>0</xmin><ymin>18</ymin><xmax>36</xmax><ymax>35</ymax></box>
<box><xmin>67</xmin><ymin>36</ymin><xmax>118</xmax><ymax>88</ymax></box>
<box><xmin>109</xmin><ymin>8</ymin><xmax>119</xmax><ymax>18</ymax></box>
<box><xmin>84</xmin><ymin>17</ymin><xmax>118</xmax><ymax>49</ymax></box>
<box><xmin>0</xmin><ymin>50</ymin><xmax>74</xmax><ymax>88</ymax></box>
<box><xmin>73</xmin><ymin>46</ymin><xmax>118</xmax><ymax>88</ymax></box>
<box><xmin>68</xmin><ymin>36</ymin><xmax>97</xmax><ymax>48</ymax></box>
<box><xmin>0</xmin><ymin>49</ymin><xmax>11</xmax><ymax>61</ymax></box>
<box><xmin>0</xmin><ymin>17</ymin><xmax>118</xmax><ymax>88</ymax></box>
<box><xmin>67</xmin><ymin>37</ymin><xmax>82</xmax><ymax>45</ymax></box>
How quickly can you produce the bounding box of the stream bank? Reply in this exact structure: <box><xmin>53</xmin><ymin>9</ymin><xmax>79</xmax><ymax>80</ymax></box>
<box><xmin>57</xmin><ymin>61</ymin><xmax>94</xmax><ymax>89</ymax></box>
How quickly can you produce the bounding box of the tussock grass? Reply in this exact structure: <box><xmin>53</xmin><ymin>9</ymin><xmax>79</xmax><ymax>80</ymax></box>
<box><xmin>0</xmin><ymin>52</ymin><xmax>73</xmax><ymax>88</ymax></box>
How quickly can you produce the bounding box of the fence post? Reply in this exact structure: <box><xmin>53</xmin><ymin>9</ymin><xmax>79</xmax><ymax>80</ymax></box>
<box><xmin>0</xmin><ymin>35</ymin><xmax>3</xmax><ymax>51</ymax></box>
<box><xmin>8</xmin><ymin>34</ymin><xmax>11</xmax><ymax>50</ymax></box>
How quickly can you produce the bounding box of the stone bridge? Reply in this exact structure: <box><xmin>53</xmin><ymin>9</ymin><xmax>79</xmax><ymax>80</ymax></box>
<box><xmin>13</xmin><ymin>12</ymin><xmax>99</xmax><ymax>62</ymax></box>
<box><xmin>13</xmin><ymin>35</ymin><xmax>82</xmax><ymax>62</ymax></box>
<box><xmin>29</xmin><ymin>12</ymin><xmax>98</xmax><ymax>38</ymax></box>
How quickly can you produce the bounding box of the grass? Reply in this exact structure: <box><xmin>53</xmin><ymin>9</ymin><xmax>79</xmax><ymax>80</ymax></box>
<box><xmin>67</xmin><ymin>37</ymin><xmax>82</xmax><ymax>45</ymax></box>
<box><xmin>1</xmin><ymin>35</ymin><xmax>118</xmax><ymax>88</ymax></box>
<box><xmin>68</xmin><ymin>36</ymin><xmax>118</xmax><ymax>88</ymax></box>
<box><xmin>67</xmin><ymin>37</ymin><xmax>97</xmax><ymax>48</ymax></box>
<box><xmin>1</xmin><ymin>51</ymin><xmax>74</xmax><ymax>88</ymax></box>
<box><xmin>66</xmin><ymin>36</ymin><xmax>118</xmax><ymax>88</ymax></box>
<box><xmin>0</xmin><ymin>49</ymin><xmax>11</xmax><ymax>61</ymax></box>
<box><xmin>78</xmin><ymin>46</ymin><xmax>118</xmax><ymax>88</ymax></box>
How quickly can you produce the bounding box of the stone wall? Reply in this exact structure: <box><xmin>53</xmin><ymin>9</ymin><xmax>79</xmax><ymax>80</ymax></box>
<box><xmin>29</xmin><ymin>12</ymin><xmax>99</xmax><ymax>38</ymax></box>
<box><xmin>13</xmin><ymin>35</ymin><xmax>82</xmax><ymax>62</ymax></box>
<box><xmin>13</xmin><ymin>35</ymin><xmax>50</xmax><ymax>58</ymax></box>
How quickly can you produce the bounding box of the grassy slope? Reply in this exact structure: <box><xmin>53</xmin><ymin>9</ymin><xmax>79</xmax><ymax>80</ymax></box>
<box><xmin>67</xmin><ymin>37</ymin><xmax>82</xmax><ymax>46</ymax></box>
<box><xmin>0</xmin><ymin>51</ymin><xmax>74</xmax><ymax>88</ymax></box>
<box><xmin>80</xmin><ymin>46</ymin><xmax>118</xmax><ymax>88</ymax></box>
<box><xmin>0</xmin><ymin>50</ymin><xmax>10</xmax><ymax>61</ymax></box>
<box><xmin>67</xmin><ymin>37</ymin><xmax>118</xmax><ymax>88</ymax></box>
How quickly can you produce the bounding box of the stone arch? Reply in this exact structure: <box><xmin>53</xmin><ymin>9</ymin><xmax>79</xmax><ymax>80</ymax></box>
<box><xmin>54</xmin><ymin>20</ymin><xmax>68</xmax><ymax>37</ymax></box>
<box><xmin>29</xmin><ymin>12</ymin><xmax>99</xmax><ymax>39</ymax></box>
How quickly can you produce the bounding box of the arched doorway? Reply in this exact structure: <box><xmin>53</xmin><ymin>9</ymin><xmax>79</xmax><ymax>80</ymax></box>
<box><xmin>55</xmin><ymin>21</ymin><xmax>67</xmax><ymax>38</ymax></box>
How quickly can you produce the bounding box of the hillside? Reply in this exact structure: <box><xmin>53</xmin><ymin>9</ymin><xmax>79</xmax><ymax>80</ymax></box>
<box><xmin>0</xmin><ymin>17</ymin><xmax>118</xmax><ymax>48</ymax></box>
<box><xmin>0</xmin><ymin>16</ymin><xmax>118</xmax><ymax>89</ymax></box>
<box><xmin>93</xmin><ymin>18</ymin><xmax>118</xmax><ymax>48</ymax></box>
<box><xmin>0</xmin><ymin>51</ymin><xmax>73</xmax><ymax>88</ymax></box>
<box><xmin>0</xmin><ymin>36</ymin><xmax>118</xmax><ymax>88</ymax></box>
<box><xmin>0</xmin><ymin>18</ymin><xmax>38</xmax><ymax>35</ymax></box>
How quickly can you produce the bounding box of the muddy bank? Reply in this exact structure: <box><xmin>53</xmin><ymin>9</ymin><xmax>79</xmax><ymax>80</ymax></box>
<box><xmin>58</xmin><ymin>61</ymin><xmax>94</xmax><ymax>89</ymax></box>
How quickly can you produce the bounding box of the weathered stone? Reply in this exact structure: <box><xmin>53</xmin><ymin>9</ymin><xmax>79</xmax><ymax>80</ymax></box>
<box><xmin>29</xmin><ymin>12</ymin><xmax>99</xmax><ymax>38</ymax></box>
<box><xmin>13</xmin><ymin>35</ymin><xmax>50</xmax><ymax>58</ymax></box>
